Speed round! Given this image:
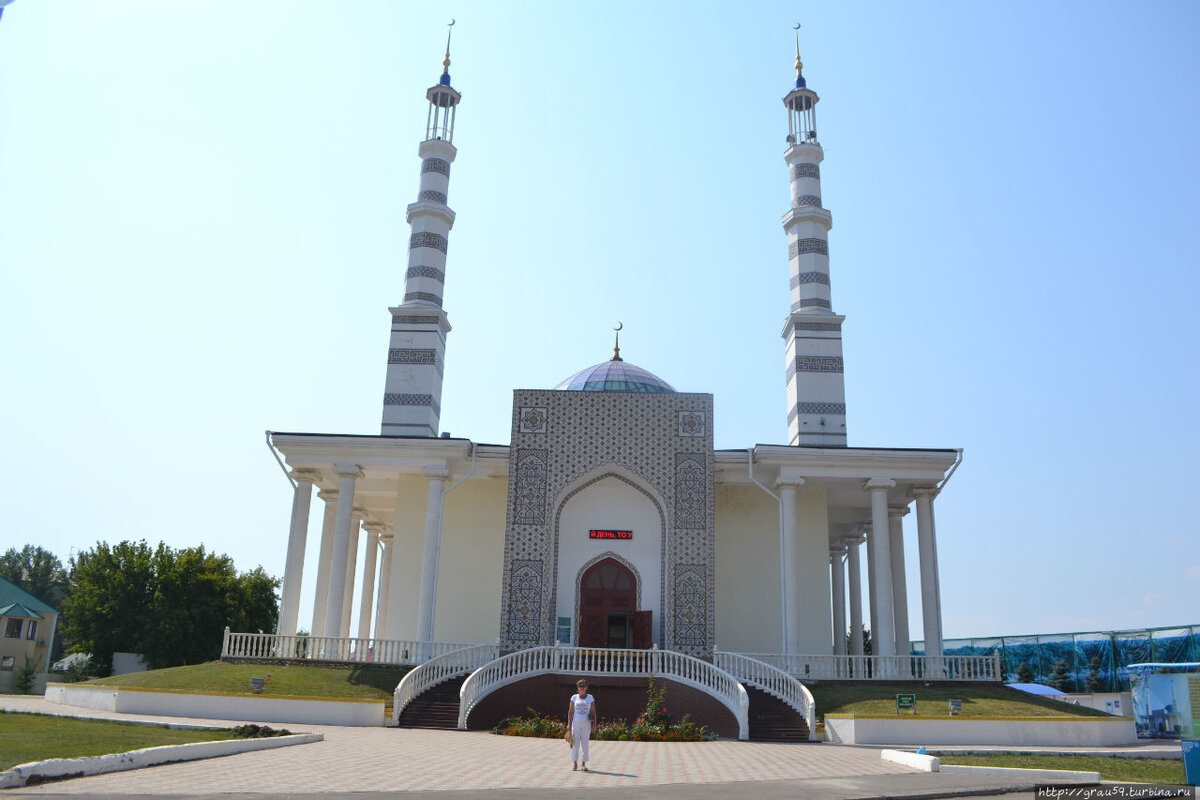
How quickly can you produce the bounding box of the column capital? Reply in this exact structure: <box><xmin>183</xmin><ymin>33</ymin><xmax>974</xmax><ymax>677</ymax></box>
<box><xmin>352</xmin><ymin>506</ymin><xmax>370</xmax><ymax>519</ymax></box>
<box><xmin>423</xmin><ymin>465</ymin><xmax>451</xmax><ymax>480</ymax></box>
<box><xmin>911</xmin><ymin>485</ymin><xmax>938</xmax><ymax>499</ymax></box>
<box><xmin>332</xmin><ymin>463</ymin><xmax>364</xmax><ymax>479</ymax></box>
<box><xmin>774</xmin><ymin>470</ymin><xmax>806</xmax><ymax>489</ymax></box>
<box><xmin>863</xmin><ymin>477</ymin><xmax>896</xmax><ymax>492</ymax></box>
<box><xmin>362</xmin><ymin>521</ymin><xmax>386</xmax><ymax>534</ymax></box>
<box><xmin>290</xmin><ymin>469</ymin><xmax>321</xmax><ymax>486</ymax></box>
<box><xmin>379</xmin><ymin>531</ymin><xmax>394</xmax><ymax>544</ymax></box>
<box><xmin>888</xmin><ymin>505</ymin><xmax>911</xmax><ymax>518</ymax></box>
<box><xmin>318</xmin><ymin>489</ymin><xmax>338</xmax><ymax>502</ymax></box>
<box><xmin>842</xmin><ymin>533</ymin><xmax>865</xmax><ymax>546</ymax></box>
<box><xmin>829</xmin><ymin>545</ymin><xmax>846</xmax><ymax>558</ymax></box>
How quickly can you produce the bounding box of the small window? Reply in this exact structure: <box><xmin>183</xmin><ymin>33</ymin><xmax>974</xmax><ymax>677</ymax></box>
<box><xmin>26</xmin><ymin>620</ymin><xmax>38</xmax><ymax>641</ymax></box>
<box><xmin>0</xmin><ymin>656</ymin><xmax>14</xmax><ymax>671</ymax></box>
<box><xmin>4</xmin><ymin>619</ymin><xmax>22</xmax><ymax>638</ymax></box>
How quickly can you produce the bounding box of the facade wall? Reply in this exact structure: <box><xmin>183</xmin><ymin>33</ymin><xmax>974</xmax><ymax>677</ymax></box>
<box><xmin>714</xmin><ymin>484</ymin><xmax>782</xmax><ymax>653</ymax></box>
<box><xmin>794</xmin><ymin>483</ymin><xmax>833</xmax><ymax>653</ymax></box>
<box><xmin>0</xmin><ymin>613</ymin><xmax>54</xmax><ymax>676</ymax></box>
<box><xmin>385</xmin><ymin>474</ymin><xmax>436</xmax><ymax>640</ymax></box>
<box><xmin>434</xmin><ymin>476</ymin><xmax>508</xmax><ymax>643</ymax></box>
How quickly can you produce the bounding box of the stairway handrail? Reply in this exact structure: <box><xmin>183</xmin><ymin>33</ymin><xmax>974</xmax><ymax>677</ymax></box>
<box><xmin>457</xmin><ymin>646</ymin><xmax>750</xmax><ymax>739</ymax></box>
<box><xmin>714</xmin><ymin>650</ymin><xmax>817</xmax><ymax>740</ymax></box>
<box><xmin>393</xmin><ymin>643</ymin><xmax>499</xmax><ymax>723</ymax></box>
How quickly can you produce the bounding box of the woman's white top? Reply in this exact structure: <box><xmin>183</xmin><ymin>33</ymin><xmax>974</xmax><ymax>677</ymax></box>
<box><xmin>571</xmin><ymin>694</ymin><xmax>594</xmax><ymax>719</ymax></box>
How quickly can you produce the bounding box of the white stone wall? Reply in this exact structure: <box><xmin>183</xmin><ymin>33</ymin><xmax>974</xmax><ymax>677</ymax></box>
<box><xmin>433</xmin><ymin>477</ymin><xmax>507</xmax><ymax>643</ymax></box>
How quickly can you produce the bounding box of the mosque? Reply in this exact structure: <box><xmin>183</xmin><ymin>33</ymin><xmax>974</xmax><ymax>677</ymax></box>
<box><xmin>262</xmin><ymin>34</ymin><xmax>960</xmax><ymax>708</ymax></box>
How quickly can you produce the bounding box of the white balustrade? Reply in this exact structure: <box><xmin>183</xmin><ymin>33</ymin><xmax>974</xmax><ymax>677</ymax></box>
<box><xmin>393</xmin><ymin>644</ymin><xmax>499</xmax><ymax>722</ymax></box>
<box><xmin>457</xmin><ymin>646</ymin><xmax>750</xmax><ymax>740</ymax></box>
<box><xmin>714</xmin><ymin>651</ymin><xmax>817</xmax><ymax>740</ymax></box>
<box><xmin>739</xmin><ymin>652</ymin><xmax>1003</xmax><ymax>682</ymax></box>
<box><xmin>220</xmin><ymin>630</ymin><xmax>484</xmax><ymax>666</ymax></box>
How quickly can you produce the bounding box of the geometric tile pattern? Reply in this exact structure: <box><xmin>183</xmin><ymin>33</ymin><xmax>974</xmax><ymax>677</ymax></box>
<box><xmin>786</xmin><ymin>356</ymin><xmax>845</xmax><ymax>383</ymax></box>
<box><xmin>673</xmin><ymin>564</ymin><xmax>707</xmax><ymax>647</ymax></box>
<box><xmin>499</xmin><ymin>389</ymin><xmax>715</xmax><ymax>656</ymax></box>
<box><xmin>790</xmin><ymin>320</ymin><xmax>842</xmax><ymax>332</ymax></box>
<box><xmin>417</xmin><ymin>190</ymin><xmax>448</xmax><ymax>204</ymax></box>
<box><xmin>382</xmin><ymin>393</ymin><xmax>441</xmax><ymax>415</ymax></box>
<box><xmin>406</xmin><ymin>265</ymin><xmax>446</xmax><ymax>282</ymax></box>
<box><xmin>788</xmin><ymin>402</ymin><xmax>847</xmax><ymax>423</ymax></box>
<box><xmin>791</xmin><ymin>162</ymin><xmax>820</xmax><ymax>180</ymax></box>
<box><xmin>797</xmin><ymin>297</ymin><xmax>832</xmax><ymax>310</ymax></box>
<box><xmin>790</xmin><ymin>271</ymin><xmax>830</xmax><ymax>288</ymax></box>
<box><xmin>421</xmin><ymin>158</ymin><xmax>451</xmax><ymax>176</ymax></box>
<box><xmin>391</xmin><ymin>314</ymin><xmax>442</xmax><ymax>325</ymax></box>
<box><xmin>518</xmin><ymin>407</ymin><xmax>548</xmax><ymax>434</ymax></box>
<box><xmin>388</xmin><ymin>348</ymin><xmax>436</xmax><ymax>365</ymax></box>
<box><xmin>410</xmin><ymin>232</ymin><xmax>448</xmax><ymax>254</ymax></box>
<box><xmin>794</xmin><ymin>194</ymin><xmax>822</xmax><ymax>207</ymax></box>
<box><xmin>788</xmin><ymin>237</ymin><xmax>828</xmax><ymax>258</ymax></box>
<box><xmin>404</xmin><ymin>291</ymin><xmax>444</xmax><ymax>305</ymax></box>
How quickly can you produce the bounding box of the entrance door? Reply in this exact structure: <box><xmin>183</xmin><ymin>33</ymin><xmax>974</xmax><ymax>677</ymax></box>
<box><xmin>578</xmin><ymin>558</ymin><xmax>637</xmax><ymax>648</ymax></box>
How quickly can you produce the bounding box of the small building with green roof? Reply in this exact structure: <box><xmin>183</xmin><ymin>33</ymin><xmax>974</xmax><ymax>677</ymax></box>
<box><xmin>0</xmin><ymin>574</ymin><xmax>58</xmax><ymax>692</ymax></box>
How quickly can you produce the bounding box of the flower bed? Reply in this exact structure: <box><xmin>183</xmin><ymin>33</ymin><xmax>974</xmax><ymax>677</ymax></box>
<box><xmin>492</xmin><ymin>678</ymin><xmax>714</xmax><ymax>742</ymax></box>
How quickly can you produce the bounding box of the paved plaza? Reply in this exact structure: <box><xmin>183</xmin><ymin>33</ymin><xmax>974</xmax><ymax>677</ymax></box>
<box><xmin>1</xmin><ymin>696</ymin><xmax>1124</xmax><ymax>799</ymax></box>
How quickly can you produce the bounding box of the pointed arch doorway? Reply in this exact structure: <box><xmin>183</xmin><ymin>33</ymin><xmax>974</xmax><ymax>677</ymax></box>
<box><xmin>578</xmin><ymin>557</ymin><xmax>651</xmax><ymax>649</ymax></box>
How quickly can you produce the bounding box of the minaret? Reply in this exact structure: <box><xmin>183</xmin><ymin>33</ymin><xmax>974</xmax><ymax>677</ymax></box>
<box><xmin>381</xmin><ymin>27</ymin><xmax>462</xmax><ymax>437</ymax></box>
<box><xmin>780</xmin><ymin>31</ymin><xmax>847</xmax><ymax>447</ymax></box>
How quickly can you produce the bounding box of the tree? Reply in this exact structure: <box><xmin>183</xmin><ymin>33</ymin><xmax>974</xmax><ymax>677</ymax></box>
<box><xmin>1015</xmin><ymin>661</ymin><xmax>1035</xmax><ymax>683</ymax></box>
<box><xmin>62</xmin><ymin>541</ymin><xmax>279</xmax><ymax>674</ymax></box>
<box><xmin>0</xmin><ymin>545</ymin><xmax>68</xmax><ymax>606</ymax></box>
<box><xmin>1084</xmin><ymin>656</ymin><xmax>1104</xmax><ymax>693</ymax></box>
<box><xmin>1047</xmin><ymin>658</ymin><xmax>1073</xmax><ymax>692</ymax></box>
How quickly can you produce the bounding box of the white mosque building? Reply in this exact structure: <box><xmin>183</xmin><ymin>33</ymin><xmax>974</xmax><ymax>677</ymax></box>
<box><xmin>242</xmin><ymin>36</ymin><xmax>978</xmax><ymax>735</ymax></box>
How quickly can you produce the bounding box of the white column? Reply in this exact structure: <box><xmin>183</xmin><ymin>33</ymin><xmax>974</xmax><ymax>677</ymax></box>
<box><xmin>340</xmin><ymin>509</ymin><xmax>365</xmax><ymax>639</ymax></box>
<box><xmin>323</xmin><ymin>464</ymin><xmax>362</xmax><ymax>649</ymax></box>
<box><xmin>914</xmin><ymin>488</ymin><xmax>944</xmax><ymax>658</ymax></box>
<box><xmin>417</xmin><ymin>466</ymin><xmax>449</xmax><ymax>647</ymax></box>
<box><xmin>846</xmin><ymin>533</ymin><xmax>864</xmax><ymax>657</ymax></box>
<box><xmin>864</xmin><ymin>522</ymin><xmax>878</xmax><ymax>650</ymax></box>
<box><xmin>830</xmin><ymin>545</ymin><xmax>846</xmax><ymax>656</ymax></box>
<box><xmin>358</xmin><ymin>522</ymin><xmax>382</xmax><ymax>643</ymax></box>
<box><xmin>889</xmin><ymin>505</ymin><xmax>911</xmax><ymax>659</ymax></box>
<box><xmin>309</xmin><ymin>490</ymin><xmax>338</xmax><ymax>638</ymax></box>
<box><xmin>775</xmin><ymin>475</ymin><xmax>804</xmax><ymax>654</ymax></box>
<box><xmin>278</xmin><ymin>470</ymin><xmax>319</xmax><ymax>638</ymax></box>
<box><xmin>374</xmin><ymin>532</ymin><xmax>394</xmax><ymax>641</ymax></box>
<box><xmin>866</xmin><ymin>478</ymin><xmax>896</xmax><ymax>657</ymax></box>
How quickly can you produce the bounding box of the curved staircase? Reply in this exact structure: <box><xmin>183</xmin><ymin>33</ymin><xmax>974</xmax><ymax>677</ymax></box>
<box><xmin>745</xmin><ymin>686</ymin><xmax>813</xmax><ymax>741</ymax></box>
<box><xmin>395</xmin><ymin>676</ymin><xmax>465</xmax><ymax>730</ymax></box>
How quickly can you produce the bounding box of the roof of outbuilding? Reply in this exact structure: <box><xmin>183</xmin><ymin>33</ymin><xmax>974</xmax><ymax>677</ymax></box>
<box><xmin>0</xmin><ymin>575</ymin><xmax>58</xmax><ymax>616</ymax></box>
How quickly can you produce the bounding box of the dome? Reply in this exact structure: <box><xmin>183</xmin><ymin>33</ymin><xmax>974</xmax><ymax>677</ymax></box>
<box><xmin>554</xmin><ymin>359</ymin><xmax>676</xmax><ymax>393</ymax></box>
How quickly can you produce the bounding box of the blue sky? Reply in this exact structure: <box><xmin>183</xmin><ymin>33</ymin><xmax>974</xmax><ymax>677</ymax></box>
<box><xmin>1</xmin><ymin>1</ymin><xmax>1197</xmax><ymax>643</ymax></box>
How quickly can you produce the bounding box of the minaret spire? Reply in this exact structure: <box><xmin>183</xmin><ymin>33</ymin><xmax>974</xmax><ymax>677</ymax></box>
<box><xmin>381</xmin><ymin>27</ymin><xmax>464</xmax><ymax>437</ymax></box>
<box><xmin>779</xmin><ymin>28</ymin><xmax>847</xmax><ymax>446</ymax></box>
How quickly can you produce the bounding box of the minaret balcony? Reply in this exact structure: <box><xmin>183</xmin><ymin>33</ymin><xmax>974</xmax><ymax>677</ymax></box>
<box><xmin>406</xmin><ymin>201</ymin><xmax>456</xmax><ymax>227</ymax></box>
<box><xmin>782</xmin><ymin>206</ymin><xmax>832</xmax><ymax>231</ymax></box>
<box><xmin>784</xmin><ymin>142</ymin><xmax>824</xmax><ymax>163</ymax></box>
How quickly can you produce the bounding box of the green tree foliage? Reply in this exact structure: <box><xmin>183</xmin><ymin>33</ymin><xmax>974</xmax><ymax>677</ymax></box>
<box><xmin>1047</xmin><ymin>657</ymin><xmax>1073</xmax><ymax>692</ymax></box>
<box><xmin>62</xmin><ymin>541</ymin><xmax>278</xmax><ymax>674</ymax></box>
<box><xmin>1015</xmin><ymin>661</ymin><xmax>1035</xmax><ymax>683</ymax></box>
<box><xmin>0</xmin><ymin>545</ymin><xmax>68</xmax><ymax>606</ymax></box>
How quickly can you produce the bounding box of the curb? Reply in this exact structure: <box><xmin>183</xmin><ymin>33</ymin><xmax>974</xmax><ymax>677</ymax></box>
<box><xmin>938</xmin><ymin>764</ymin><xmax>1101</xmax><ymax>781</ymax></box>
<box><xmin>881</xmin><ymin>748</ymin><xmax>940</xmax><ymax>771</ymax></box>
<box><xmin>0</xmin><ymin>732</ymin><xmax>323</xmax><ymax>788</ymax></box>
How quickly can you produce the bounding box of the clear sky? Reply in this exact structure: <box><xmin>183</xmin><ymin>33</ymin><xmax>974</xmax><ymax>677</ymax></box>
<box><xmin>1</xmin><ymin>1</ymin><xmax>1197</xmax><ymax>645</ymax></box>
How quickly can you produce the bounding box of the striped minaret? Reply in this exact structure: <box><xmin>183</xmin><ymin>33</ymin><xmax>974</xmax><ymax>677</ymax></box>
<box><xmin>781</xmin><ymin>33</ymin><xmax>847</xmax><ymax>447</ymax></box>
<box><xmin>381</xmin><ymin>32</ymin><xmax>461</xmax><ymax>437</ymax></box>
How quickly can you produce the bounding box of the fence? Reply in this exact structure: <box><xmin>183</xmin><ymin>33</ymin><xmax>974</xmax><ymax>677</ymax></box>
<box><xmin>220</xmin><ymin>629</ymin><xmax>483</xmax><ymax>666</ymax></box>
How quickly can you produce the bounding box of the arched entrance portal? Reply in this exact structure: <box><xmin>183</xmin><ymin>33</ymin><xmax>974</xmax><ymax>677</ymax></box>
<box><xmin>579</xmin><ymin>558</ymin><xmax>651</xmax><ymax>648</ymax></box>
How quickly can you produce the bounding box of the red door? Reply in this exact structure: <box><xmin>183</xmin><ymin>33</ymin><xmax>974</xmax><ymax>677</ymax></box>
<box><xmin>578</xmin><ymin>558</ymin><xmax>637</xmax><ymax>648</ymax></box>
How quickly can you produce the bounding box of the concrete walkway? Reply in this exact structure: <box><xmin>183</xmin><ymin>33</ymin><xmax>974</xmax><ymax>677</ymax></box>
<box><xmin>0</xmin><ymin>696</ymin><xmax>1110</xmax><ymax>798</ymax></box>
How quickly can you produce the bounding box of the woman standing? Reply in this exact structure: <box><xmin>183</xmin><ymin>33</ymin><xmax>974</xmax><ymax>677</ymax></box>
<box><xmin>568</xmin><ymin>678</ymin><xmax>596</xmax><ymax>771</ymax></box>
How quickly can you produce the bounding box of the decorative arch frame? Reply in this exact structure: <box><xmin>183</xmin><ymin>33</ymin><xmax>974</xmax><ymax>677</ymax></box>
<box><xmin>573</xmin><ymin>551</ymin><xmax>644</xmax><ymax>646</ymax></box>
<box><xmin>550</xmin><ymin>465</ymin><xmax>667</xmax><ymax>648</ymax></box>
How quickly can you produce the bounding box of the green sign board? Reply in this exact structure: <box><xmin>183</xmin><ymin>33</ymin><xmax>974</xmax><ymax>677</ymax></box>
<box><xmin>896</xmin><ymin>693</ymin><xmax>916</xmax><ymax>714</ymax></box>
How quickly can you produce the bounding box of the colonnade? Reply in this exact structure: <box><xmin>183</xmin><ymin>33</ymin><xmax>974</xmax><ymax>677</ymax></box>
<box><xmin>825</xmin><ymin>483</ymin><xmax>944</xmax><ymax>658</ymax></box>
<box><xmin>276</xmin><ymin>462</ymin><xmax>451</xmax><ymax>643</ymax></box>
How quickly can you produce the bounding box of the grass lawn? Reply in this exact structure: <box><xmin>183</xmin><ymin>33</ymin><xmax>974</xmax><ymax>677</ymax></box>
<box><xmin>938</xmin><ymin>753</ymin><xmax>1187</xmax><ymax>785</ymax></box>
<box><xmin>808</xmin><ymin>681</ymin><xmax>1111</xmax><ymax>718</ymax></box>
<box><xmin>0</xmin><ymin>712</ymin><xmax>236</xmax><ymax>771</ymax></box>
<box><xmin>77</xmin><ymin>662</ymin><xmax>408</xmax><ymax>702</ymax></box>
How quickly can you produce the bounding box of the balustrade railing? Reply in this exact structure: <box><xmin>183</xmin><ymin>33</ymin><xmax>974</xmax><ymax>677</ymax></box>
<box><xmin>220</xmin><ymin>629</ymin><xmax>484</xmax><ymax>666</ymax></box>
<box><xmin>714</xmin><ymin>651</ymin><xmax>817</xmax><ymax>740</ymax></box>
<box><xmin>393</xmin><ymin>644</ymin><xmax>499</xmax><ymax>722</ymax></box>
<box><xmin>457</xmin><ymin>646</ymin><xmax>750</xmax><ymax>739</ymax></box>
<box><xmin>740</xmin><ymin>652</ymin><xmax>1003</xmax><ymax>682</ymax></box>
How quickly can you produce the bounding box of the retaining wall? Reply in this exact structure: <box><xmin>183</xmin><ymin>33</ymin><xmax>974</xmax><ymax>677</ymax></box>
<box><xmin>824</xmin><ymin>714</ymin><xmax>1137</xmax><ymax>746</ymax></box>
